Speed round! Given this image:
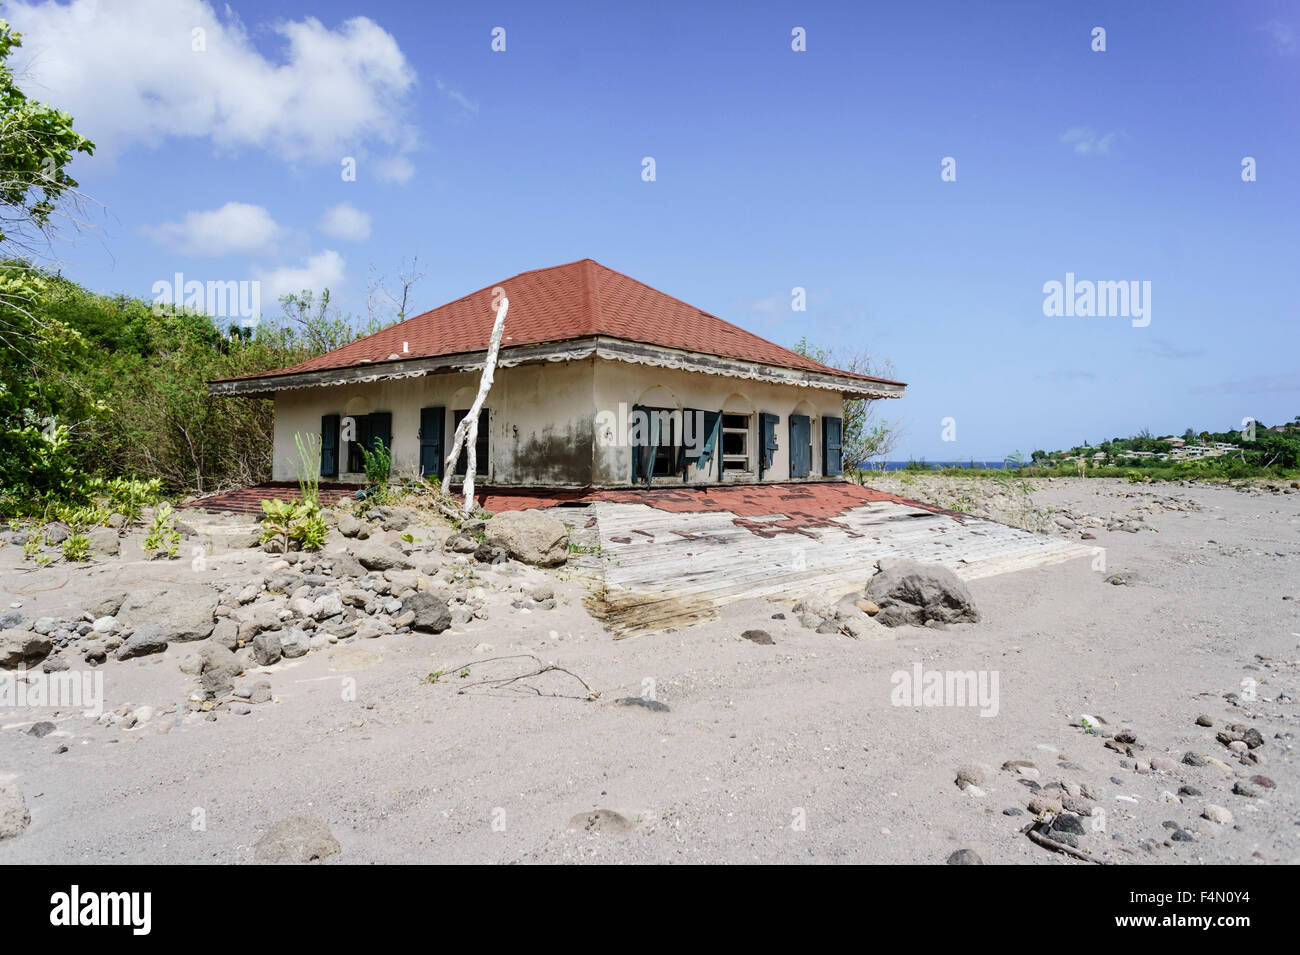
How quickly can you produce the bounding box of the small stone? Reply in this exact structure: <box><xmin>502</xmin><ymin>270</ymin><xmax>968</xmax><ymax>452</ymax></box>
<box><xmin>954</xmin><ymin>765</ymin><xmax>987</xmax><ymax>790</ymax></box>
<box><xmin>0</xmin><ymin>784</ymin><xmax>31</xmax><ymax>840</ymax></box>
<box><xmin>945</xmin><ymin>849</ymin><xmax>983</xmax><ymax>865</ymax></box>
<box><xmin>741</xmin><ymin>629</ymin><xmax>774</xmax><ymax>645</ymax></box>
<box><xmin>1051</xmin><ymin>813</ymin><xmax>1086</xmax><ymax>836</ymax></box>
<box><xmin>253</xmin><ymin>817</ymin><xmax>341</xmax><ymax>863</ymax></box>
<box><xmin>1046</xmin><ymin>828</ymin><xmax>1079</xmax><ymax>848</ymax></box>
<box><xmin>1195</xmin><ymin>714</ymin><xmax>1213</xmax><ymax>727</ymax></box>
<box><xmin>1201</xmin><ymin>805</ymin><xmax>1233</xmax><ymax>826</ymax></box>
<box><xmin>252</xmin><ymin>631</ymin><xmax>282</xmax><ymax>666</ymax></box>
<box><xmin>26</xmin><ymin>720</ymin><xmax>56</xmax><ymax>738</ymax></box>
<box><xmin>616</xmin><ymin>696</ymin><xmax>669</xmax><ymax>713</ymax></box>
<box><xmin>115</xmin><ymin>628</ymin><xmax>168</xmax><ymax>660</ymax></box>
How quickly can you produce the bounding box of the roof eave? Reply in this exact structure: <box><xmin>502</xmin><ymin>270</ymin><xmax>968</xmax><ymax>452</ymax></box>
<box><xmin>207</xmin><ymin>335</ymin><xmax>906</xmax><ymax>399</ymax></box>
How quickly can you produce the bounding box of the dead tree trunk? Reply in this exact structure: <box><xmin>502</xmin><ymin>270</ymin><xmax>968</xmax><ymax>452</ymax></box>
<box><xmin>444</xmin><ymin>294</ymin><xmax>508</xmax><ymax>519</ymax></box>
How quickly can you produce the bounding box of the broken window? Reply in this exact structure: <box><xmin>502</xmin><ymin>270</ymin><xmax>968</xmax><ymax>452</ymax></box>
<box><xmin>631</xmin><ymin>406</ymin><xmax>685</xmax><ymax>484</ymax></box>
<box><xmin>721</xmin><ymin>414</ymin><xmax>751</xmax><ymax>471</ymax></box>
<box><xmin>651</xmin><ymin>412</ymin><xmax>678</xmax><ymax>477</ymax></box>
<box><xmin>345</xmin><ymin>412</ymin><xmax>390</xmax><ymax>473</ymax></box>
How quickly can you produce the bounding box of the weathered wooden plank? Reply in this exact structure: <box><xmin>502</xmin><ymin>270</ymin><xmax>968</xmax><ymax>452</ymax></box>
<box><xmin>577</xmin><ymin>498</ymin><xmax>1091</xmax><ymax>634</ymax></box>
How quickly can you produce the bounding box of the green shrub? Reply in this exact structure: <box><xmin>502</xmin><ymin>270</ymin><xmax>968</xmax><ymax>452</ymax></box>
<box><xmin>259</xmin><ymin>497</ymin><xmax>325</xmax><ymax>552</ymax></box>
<box><xmin>92</xmin><ymin>477</ymin><xmax>162</xmax><ymax>527</ymax></box>
<box><xmin>143</xmin><ymin>502</ymin><xmax>181</xmax><ymax>558</ymax></box>
<box><xmin>359</xmin><ymin>440</ymin><xmax>391</xmax><ymax>489</ymax></box>
<box><xmin>61</xmin><ymin>532</ymin><xmax>90</xmax><ymax>562</ymax></box>
<box><xmin>294</xmin><ymin>432</ymin><xmax>321</xmax><ymax>506</ymax></box>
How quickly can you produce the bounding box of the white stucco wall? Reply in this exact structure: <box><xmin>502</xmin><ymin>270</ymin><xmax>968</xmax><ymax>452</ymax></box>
<box><xmin>271</xmin><ymin>356</ymin><xmax>848</xmax><ymax>487</ymax></box>
<box><xmin>590</xmin><ymin>359</ymin><xmax>845</xmax><ymax>485</ymax></box>
<box><xmin>271</xmin><ymin>358</ymin><xmax>598</xmax><ymax>486</ymax></box>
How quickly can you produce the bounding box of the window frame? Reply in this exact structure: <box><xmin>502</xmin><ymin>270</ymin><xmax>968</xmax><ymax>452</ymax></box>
<box><xmin>720</xmin><ymin>413</ymin><xmax>752</xmax><ymax>472</ymax></box>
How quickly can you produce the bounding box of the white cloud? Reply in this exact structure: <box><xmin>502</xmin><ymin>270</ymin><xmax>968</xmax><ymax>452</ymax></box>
<box><xmin>318</xmin><ymin>202</ymin><xmax>372</xmax><ymax>241</ymax></box>
<box><xmin>9</xmin><ymin>0</ymin><xmax>417</xmax><ymax>171</ymax></box>
<box><xmin>1261</xmin><ymin>19</ymin><xmax>1296</xmax><ymax>55</ymax></box>
<box><xmin>1059</xmin><ymin>127</ymin><xmax>1118</xmax><ymax>156</ymax></box>
<box><xmin>144</xmin><ymin>202</ymin><xmax>285</xmax><ymax>257</ymax></box>
<box><xmin>435</xmin><ymin>77</ymin><xmax>479</xmax><ymax>115</ymax></box>
<box><xmin>1191</xmin><ymin>374</ymin><xmax>1300</xmax><ymax>396</ymax></box>
<box><xmin>254</xmin><ymin>250</ymin><xmax>346</xmax><ymax>304</ymax></box>
<box><xmin>373</xmin><ymin>156</ymin><xmax>416</xmax><ymax>184</ymax></box>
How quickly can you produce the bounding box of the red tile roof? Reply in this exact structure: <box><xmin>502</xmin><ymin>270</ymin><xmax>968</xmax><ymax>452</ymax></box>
<box><xmin>218</xmin><ymin>259</ymin><xmax>904</xmax><ymax>387</ymax></box>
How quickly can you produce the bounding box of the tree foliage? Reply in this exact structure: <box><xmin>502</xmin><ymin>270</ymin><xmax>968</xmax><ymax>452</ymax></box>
<box><xmin>0</xmin><ymin>262</ymin><xmax>387</xmax><ymax>513</ymax></box>
<box><xmin>791</xmin><ymin>336</ymin><xmax>901</xmax><ymax>472</ymax></box>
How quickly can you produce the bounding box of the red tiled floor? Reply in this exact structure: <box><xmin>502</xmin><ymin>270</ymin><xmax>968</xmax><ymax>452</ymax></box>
<box><xmin>179</xmin><ymin>482</ymin><xmax>357</xmax><ymax>516</ymax></box>
<box><xmin>183</xmin><ymin>481</ymin><xmax>951</xmax><ymax>522</ymax></box>
<box><xmin>477</xmin><ymin>482</ymin><xmax>949</xmax><ymax>520</ymax></box>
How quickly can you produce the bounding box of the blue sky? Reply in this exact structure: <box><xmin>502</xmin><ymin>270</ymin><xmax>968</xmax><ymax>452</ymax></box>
<box><xmin>10</xmin><ymin>0</ymin><xmax>1299</xmax><ymax>459</ymax></box>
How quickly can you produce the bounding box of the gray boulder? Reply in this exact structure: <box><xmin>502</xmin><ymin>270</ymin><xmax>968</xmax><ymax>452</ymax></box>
<box><xmin>252</xmin><ymin>631</ymin><xmax>283</xmax><ymax>666</ymax></box>
<box><xmin>280</xmin><ymin>628</ymin><xmax>310</xmax><ymax>658</ymax></box>
<box><xmin>309</xmin><ymin>592</ymin><xmax>343</xmax><ymax>620</ymax></box>
<box><xmin>43</xmin><ymin>523</ymin><xmax>70</xmax><ymax>544</ymax></box>
<box><xmin>118</xmin><ymin>583</ymin><xmax>217</xmax><ymax>643</ymax></box>
<box><xmin>349</xmin><ymin>540</ymin><xmax>413</xmax><ymax>571</ymax></box>
<box><xmin>0</xmin><ymin>629</ymin><xmax>52</xmax><ymax>669</ymax></box>
<box><xmin>483</xmin><ymin>510</ymin><xmax>569</xmax><ymax>566</ymax></box>
<box><xmin>87</xmin><ymin>527</ymin><xmax>120</xmax><ymax>556</ymax></box>
<box><xmin>93</xmin><ymin>592</ymin><xmax>128</xmax><ymax>618</ymax></box>
<box><xmin>116</xmin><ymin>628</ymin><xmax>168</xmax><ymax>660</ymax></box>
<box><xmin>405</xmin><ymin>592</ymin><xmax>451</xmax><ymax>633</ymax></box>
<box><xmin>324</xmin><ymin>553</ymin><xmax>367</xmax><ymax>578</ymax></box>
<box><xmin>210</xmin><ymin>618</ymin><xmax>239</xmax><ymax>651</ymax></box>
<box><xmin>237</xmin><ymin>602</ymin><xmax>284</xmax><ymax>641</ymax></box>
<box><xmin>197</xmin><ymin>641</ymin><xmax>243</xmax><ymax>697</ymax></box>
<box><xmin>336</xmin><ymin>513</ymin><xmax>369</xmax><ymax>539</ymax></box>
<box><xmin>863</xmin><ymin>558</ymin><xmax>980</xmax><ymax>627</ymax></box>
<box><xmin>444</xmin><ymin>533</ymin><xmax>477</xmax><ymax>554</ymax></box>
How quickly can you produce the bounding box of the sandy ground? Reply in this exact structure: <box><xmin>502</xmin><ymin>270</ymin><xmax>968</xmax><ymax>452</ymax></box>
<box><xmin>0</xmin><ymin>477</ymin><xmax>1296</xmax><ymax>864</ymax></box>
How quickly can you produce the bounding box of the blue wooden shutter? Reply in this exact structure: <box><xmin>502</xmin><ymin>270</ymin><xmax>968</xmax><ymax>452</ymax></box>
<box><xmin>759</xmin><ymin>413</ymin><xmax>779</xmax><ymax>478</ymax></box>
<box><xmin>320</xmin><ymin>414</ymin><xmax>340</xmax><ymax>478</ymax></box>
<box><xmin>823</xmin><ymin>416</ymin><xmax>843</xmax><ymax>476</ymax></box>
<box><xmin>419</xmin><ymin>406</ymin><xmax>445</xmax><ymax>480</ymax></box>
<box><xmin>789</xmin><ymin>415</ymin><xmax>810</xmax><ymax>478</ymax></box>
<box><xmin>368</xmin><ymin>412</ymin><xmax>392</xmax><ymax>455</ymax></box>
<box><xmin>683</xmin><ymin>409</ymin><xmax>722</xmax><ymax>475</ymax></box>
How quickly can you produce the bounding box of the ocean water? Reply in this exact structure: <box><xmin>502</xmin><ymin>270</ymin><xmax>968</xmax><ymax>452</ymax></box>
<box><xmin>865</xmin><ymin>461</ymin><xmax>1017</xmax><ymax>472</ymax></box>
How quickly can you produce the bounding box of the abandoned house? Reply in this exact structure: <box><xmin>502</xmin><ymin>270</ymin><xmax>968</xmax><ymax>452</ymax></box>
<box><xmin>209</xmin><ymin>259</ymin><xmax>906</xmax><ymax>488</ymax></box>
